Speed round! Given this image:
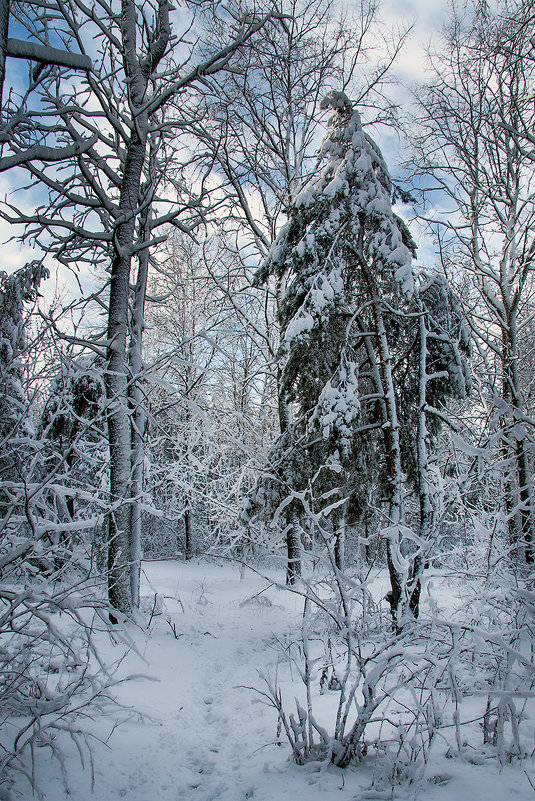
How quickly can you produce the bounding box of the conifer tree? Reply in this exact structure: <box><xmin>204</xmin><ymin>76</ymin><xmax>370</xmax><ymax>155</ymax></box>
<box><xmin>253</xmin><ymin>91</ymin><xmax>470</xmax><ymax>623</ymax></box>
<box><xmin>0</xmin><ymin>263</ymin><xmax>48</xmax><ymax>450</ymax></box>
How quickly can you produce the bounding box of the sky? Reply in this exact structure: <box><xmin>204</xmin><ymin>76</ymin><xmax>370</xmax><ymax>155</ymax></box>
<box><xmin>367</xmin><ymin>0</ymin><xmax>454</xmax><ymax>269</ymax></box>
<box><xmin>0</xmin><ymin>0</ymin><xmax>457</xmax><ymax>299</ymax></box>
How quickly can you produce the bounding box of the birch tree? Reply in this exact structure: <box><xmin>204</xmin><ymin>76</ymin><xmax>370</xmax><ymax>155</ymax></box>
<box><xmin>412</xmin><ymin>1</ymin><xmax>535</xmax><ymax>563</ymax></box>
<box><xmin>0</xmin><ymin>0</ymin><xmax>280</xmax><ymax>614</ymax></box>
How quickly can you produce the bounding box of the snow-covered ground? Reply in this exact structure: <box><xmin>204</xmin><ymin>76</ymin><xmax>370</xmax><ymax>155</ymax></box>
<box><xmin>16</xmin><ymin>560</ymin><xmax>535</xmax><ymax>801</ymax></box>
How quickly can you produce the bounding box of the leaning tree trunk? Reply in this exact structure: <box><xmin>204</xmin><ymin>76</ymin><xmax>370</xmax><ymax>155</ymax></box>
<box><xmin>361</xmin><ymin>262</ymin><xmax>407</xmax><ymax>630</ymax></box>
<box><xmin>278</xmin><ymin>374</ymin><xmax>302</xmax><ymax>585</ymax></box>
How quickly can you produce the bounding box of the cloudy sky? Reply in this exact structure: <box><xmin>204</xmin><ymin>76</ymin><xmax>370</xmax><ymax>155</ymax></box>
<box><xmin>0</xmin><ymin>0</ymin><xmax>459</xmax><ymax>294</ymax></box>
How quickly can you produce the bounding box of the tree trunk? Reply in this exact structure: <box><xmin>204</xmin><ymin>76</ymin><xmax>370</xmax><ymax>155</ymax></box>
<box><xmin>184</xmin><ymin>509</ymin><xmax>193</xmax><ymax>560</ymax></box>
<box><xmin>501</xmin><ymin>316</ymin><xmax>535</xmax><ymax>564</ymax></box>
<box><xmin>334</xmin><ymin>518</ymin><xmax>345</xmax><ymax>572</ymax></box>
<box><xmin>106</xmin><ymin>257</ymin><xmax>134</xmax><ymax>617</ymax></box>
<box><xmin>278</xmin><ymin>365</ymin><xmax>302</xmax><ymax>584</ymax></box>
<box><xmin>409</xmin><ymin>307</ymin><xmax>435</xmax><ymax>619</ymax></box>
<box><xmin>517</xmin><ymin>440</ymin><xmax>534</xmax><ymax>563</ymax></box>
<box><xmin>128</xmin><ymin>208</ymin><xmax>150</xmax><ymax>608</ymax></box>
<box><xmin>106</xmin><ymin>123</ymin><xmax>148</xmax><ymax>616</ymax></box>
<box><xmin>364</xmin><ymin>511</ymin><xmax>371</xmax><ymax>564</ymax></box>
<box><xmin>286</xmin><ymin>507</ymin><xmax>301</xmax><ymax>585</ymax></box>
<box><xmin>105</xmin><ymin>0</ymin><xmax>171</xmax><ymax>616</ymax></box>
<box><xmin>509</xmin><ymin>320</ymin><xmax>534</xmax><ymax>563</ymax></box>
<box><xmin>361</xmin><ymin>260</ymin><xmax>406</xmax><ymax>629</ymax></box>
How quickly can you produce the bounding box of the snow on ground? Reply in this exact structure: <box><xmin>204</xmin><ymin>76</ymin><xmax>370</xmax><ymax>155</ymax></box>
<box><xmin>15</xmin><ymin>560</ymin><xmax>535</xmax><ymax>801</ymax></box>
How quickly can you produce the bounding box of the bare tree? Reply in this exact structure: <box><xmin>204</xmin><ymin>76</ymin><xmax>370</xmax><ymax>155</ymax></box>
<box><xmin>411</xmin><ymin>0</ymin><xmax>535</xmax><ymax>563</ymax></box>
<box><xmin>0</xmin><ymin>0</ymin><xmax>280</xmax><ymax>614</ymax></box>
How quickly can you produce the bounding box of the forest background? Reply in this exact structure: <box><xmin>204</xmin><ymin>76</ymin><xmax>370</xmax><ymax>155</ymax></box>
<box><xmin>1</xmin><ymin>0</ymin><xmax>535</xmax><ymax>797</ymax></box>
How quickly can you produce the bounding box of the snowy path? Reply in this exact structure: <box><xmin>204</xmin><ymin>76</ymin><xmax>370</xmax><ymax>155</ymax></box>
<box><xmin>21</xmin><ymin>560</ymin><xmax>535</xmax><ymax>801</ymax></box>
<box><xmin>26</xmin><ymin>561</ymin><xmax>359</xmax><ymax>801</ymax></box>
<box><xmin>128</xmin><ymin>561</ymin><xmax>297</xmax><ymax>801</ymax></box>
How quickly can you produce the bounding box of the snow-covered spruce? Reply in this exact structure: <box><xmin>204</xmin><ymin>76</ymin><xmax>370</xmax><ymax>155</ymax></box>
<box><xmin>252</xmin><ymin>91</ymin><xmax>469</xmax><ymax>625</ymax></box>
<box><xmin>0</xmin><ymin>264</ymin><xmax>48</xmax><ymax>445</ymax></box>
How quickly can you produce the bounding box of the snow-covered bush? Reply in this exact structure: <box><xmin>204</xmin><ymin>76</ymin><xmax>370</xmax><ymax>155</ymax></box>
<box><xmin>261</xmin><ymin>567</ymin><xmax>441</xmax><ymax>771</ymax></box>
<box><xmin>39</xmin><ymin>354</ymin><xmax>108</xmax><ymax>567</ymax></box>
<box><xmin>440</xmin><ymin>573</ymin><xmax>535</xmax><ymax>764</ymax></box>
<box><xmin>262</xmin><ymin>560</ymin><xmax>535</xmax><ymax>778</ymax></box>
<box><xmin>0</xmin><ymin>267</ymin><xmax>117</xmax><ymax>794</ymax></box>
<box><xmin>0</xmin><ymin>545</ymin><xmax>116</xmax><ymax>795</ymax></box>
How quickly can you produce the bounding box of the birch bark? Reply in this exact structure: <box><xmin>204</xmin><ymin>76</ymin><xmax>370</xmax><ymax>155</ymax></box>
<box><xmin>107</xmin><ymin>0</ymin><xmax>170</xmax><ymax>615</ymax></box>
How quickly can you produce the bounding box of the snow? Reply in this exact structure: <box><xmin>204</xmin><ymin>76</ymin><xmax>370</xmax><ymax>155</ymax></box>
<box><xmin>312</xmin><ymin>357</ymin><xmax>361</xmax><ymax>448</ymax></box>
<box><xmin>323</xmin><ymin>168</ymin><xmax>348</xmax><ymax>198</ymax></box>
<box><xmin>284</xmin><ymin>310</ymin><xmax>314</xmax><ymax>342</ymax></box>
<box><xmin>14</xmin><ymin>560</ymin><xmax>535</xmax><ymax>801</ymax></box>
